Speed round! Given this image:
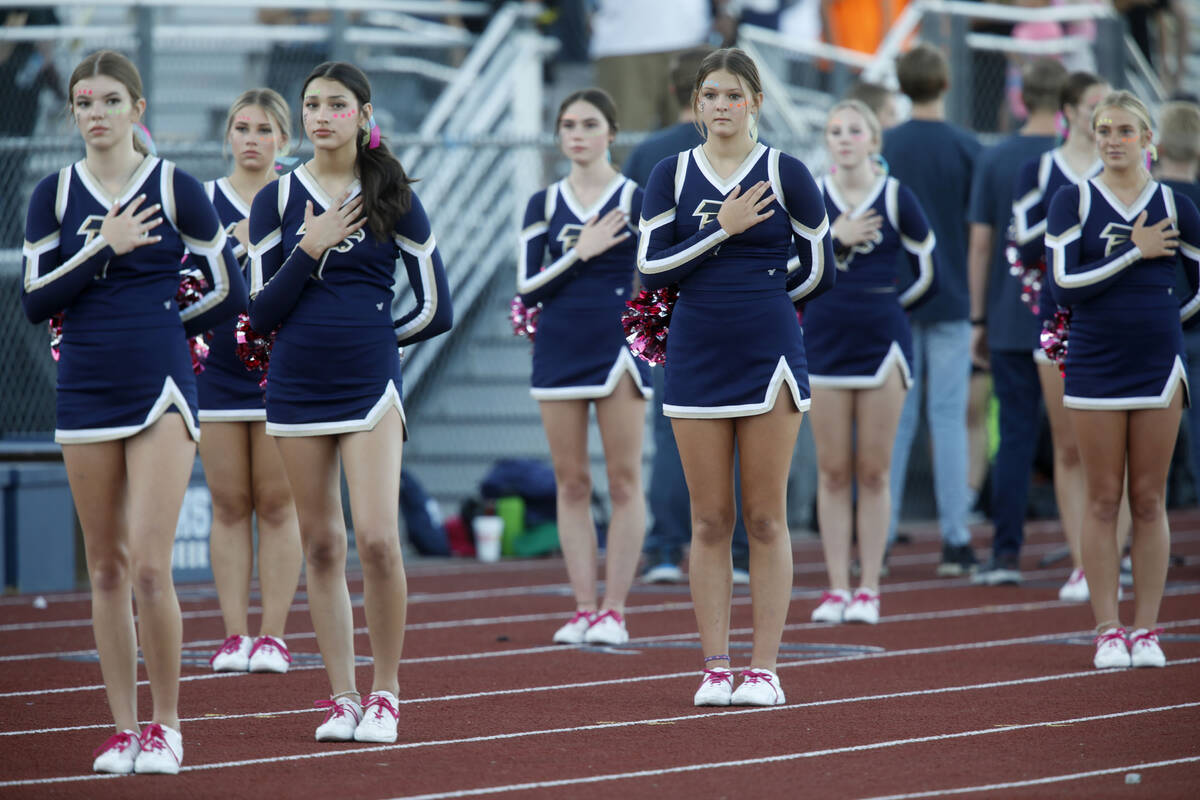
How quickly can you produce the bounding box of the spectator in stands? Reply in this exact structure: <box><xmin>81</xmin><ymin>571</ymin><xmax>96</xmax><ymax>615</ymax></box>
<box><xmin>1116</xmin><ymin>0</ymin><xmax>1189</xmax><ymax>94</ymax></box>
<box><xmin>588</xmin><ymin>0</ymin><xmax>712</xmax><ymax>132</ymax></box>
<box><xmin>967</xmin><ymin>57</ymin><xmax>1067</xmax><ymax>585</ymax></box>
<box><xmin>198</xmin><ymin>90</ymin><xmax>303</xmax><ymax>675</ymax></box>
<box><xmin>515</xmin><ymin>89</ymin><xmax>651</xmax><ymax>646</ymax></box>
<box><xmin>822</xmin><ymin>0</ymin><xmax>889</xmax><ymax>54</ymax></box>
<box><xmin>846</xmin><ymin>80</ymin><xmax>899</xmax><ymax>129</ymax></box>
<box><xmin>625</xmin><ymin>46</ymin><xmax>753</xmax><ymax>587</ymax></box>
<box><xmin>1154</xmin><ymin>101</ymin><xmax>1200</xmax><ymax>495</ymax></box>
<box><xmin>882</xmin><ymin>44</ymin><xmax>982</xmax><ymax>577</ymax></box>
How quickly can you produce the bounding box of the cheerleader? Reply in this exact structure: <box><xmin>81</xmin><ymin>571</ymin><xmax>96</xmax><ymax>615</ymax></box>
<box><xmin>1046</xmin><ymin>90</ymin><xmax>1200</xmax><ymax>669</ymax></box>
<box><xmin>807</xmin><ymin>100</ymin><xmax>938</xmax><ymax>625</ymax></box>
<box><xmin>20</xmin><ymin>50</ymin><xmax>244</xmax><ymax>774</ymax></box>
<box><xmin>1010</xmin><ymin>72</ymin><xmax>1113</xmax><ymax>603</ymax></box>
<box><xmin>197</xmin><ymin>89</ymin><xmax>302</xmax><ymax>674</ymax></box>
<box><xmin>248</xmin><ymin>62</ymin><xmax>451</xmax><ymax>742</ymax></box>
<box><xmin>517</xmin><ymin>88</ymin><xmax>651</xmax><ymax>646</ymax></box>
<box><xmin>638</xmin><ymin>48</ymin><xmax>835</xmax><ymax>706</ymax></box>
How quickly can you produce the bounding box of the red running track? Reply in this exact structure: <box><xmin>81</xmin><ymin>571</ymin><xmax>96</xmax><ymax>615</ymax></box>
<box><xmin>0</xmin><ymin>515</ymin><xmax>1198</xmax><ymax>799</ymax></box>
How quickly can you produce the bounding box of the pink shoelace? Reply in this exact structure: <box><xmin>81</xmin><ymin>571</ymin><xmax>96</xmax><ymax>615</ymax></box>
<box><xmin>92</xmin><ymin>730</ymin><xmax>137</xmax><ymax>759</ymax></box>
<box><xmin>138</xmin><ymin>723</ymin><xmax>178</xmax><ymax>765</ymax></box>
<box><xmin>588</xmin><ymin>609</ymin><xmax>624</xmax><ymax>628</ymax></box>
<box><xmin>362</xmin><ymin>692</ymin><xmax>399</xmax><ymax>723</ymax></box>
<box><xmin>701</xmin><ymin>669</ymin><xmax>733</xmax><ymax>688</ymax></box>
<box><xmin>209</xmin><ymin>634</ymin><xmax>246</xmax><ymax>665</ymax></box>
<box><xmin>249</xmin><ymin>636</ymin><xmax>291</xmax><ymax>663</ymax></box>
<box><xmin>851</xmin><ymin>590</ymin><xmax>878</xmax><ymax>604</ymax></box>
<box><xmin>1094</xmin><ymin>627</ymin><xmax>1128</xmax><ymax>648</ymax></box>
<box><xmin>740</xmin><ymin>669</ymin><xmax>780</xmax><ymax>700</ymax></box>
<box><xmin>1130</xmin><ymin>628</ymin><xmax>1164</xmax><ymax>646</ymax></box>
<box><xmin>565</xmin><ymin>611</ymin><xmax>593</xmax><ymax>626</ymax></box>
<box><xmin>314</xmin><ymin>697</ymin><xmax>359</xmax><ymax>725</ymax></box>
<box><xmin>817</xmin><ymin>591</ymin><xmax>847</xmax><ymax>605</ymax></box>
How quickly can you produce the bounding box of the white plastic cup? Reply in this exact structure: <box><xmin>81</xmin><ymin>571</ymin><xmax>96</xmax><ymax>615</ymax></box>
<box><xmin>473</xmin><ymin>515</ymin><xmax>504</xmax><ymax>563</ymax></box>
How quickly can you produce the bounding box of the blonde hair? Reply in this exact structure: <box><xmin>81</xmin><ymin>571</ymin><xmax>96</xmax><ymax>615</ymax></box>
<box><xmin>1092</xmin><ymin>90</ymin><xmax>1153</xmax><ymax>134</ymax></box>
<box><xmin>1157</xmin><ymin>101</ymin><xmax>1200</xmax><ymax>163</ymax></box>
<box><xmin>826</xmin><ymin>99</ymin><xmax>882</xmax><ymax>154</ymax></box>
<box><xmin>223</xmin><ymin>88</ymin><xmax>292</xmax><ymax>159</ymax></box>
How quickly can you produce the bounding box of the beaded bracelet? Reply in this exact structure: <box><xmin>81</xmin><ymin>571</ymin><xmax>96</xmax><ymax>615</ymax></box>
<box><xmin>704</xmin><ymin>654</ymin><xmax>731</xmax><ymax>663</ymax></box>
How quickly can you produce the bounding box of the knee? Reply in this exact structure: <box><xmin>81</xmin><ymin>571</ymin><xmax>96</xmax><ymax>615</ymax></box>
<box><xmin>356</xmin><ymin>531</ymin><xmax>402</xmax><ymax>574</ymax></box>
<box><xmin>129</xmin><ymin>557</ymin><xmax>172</xmax><ymax>599</ymax></box>
<box><xmin>854</xmin><ymin>458</ymin><xmax>889</xmax><ymax>494</ymax></box>
<box><xmin>742</xmin><ymin>508</ymin><xmax>785</xmax><ymax>545</ymax></box>
<box><xmin>692</xmin><ymin>508</ymin><xmax>735</xmax><ymax>546</ymax></box>
<box><xmin>1128</xmin><ymin>485</ymin><xmax>1165</xmax><ymax>524</ymax></box>
<box><xmin>1088</xmin><ymin>488</ymin><xmax>1123</xmax><ymax>523</ymax></box>
<box><xmin>556</xmin><ymin>473</ymin><xmax>592</xmax><ymax>507</ymax></box>
<box><xmin>605</xmin><ymin>469</ymin><xmax>640</xmax><ymax>508</ymax></box>
<box><xmin>819</xmin><ymin>463</ymin><xmax>853</xmax><ymax>493</ymax></box>
<box><xmin>1057</xmin><ymin>443</ymin><xmax>1082</xmax><ymax>470</ymax></box>
<box><xmin>211</xmin><ymin>487</ymin><xmax>254</xmax><ymax>526</ymax></box>
<box><xmin>252</xmin><ymin>484</ymin><xmax>295</xmax><ymax>528</ymax></box>
<box><xmin>303</xmin><ymin>528</ymin><xmax>347</xmax><ymax>570</ymax></box>
<box><xmin>89</xmin><ymin>554</ymin><xmax>129</xmax><ymax>594</ymax></box>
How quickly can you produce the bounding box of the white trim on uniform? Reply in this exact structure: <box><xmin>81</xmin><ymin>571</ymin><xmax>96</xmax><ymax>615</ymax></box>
<box><xmin>1011</xmin><ymin>152</ymin><xmax>1053</xmax><ymax>245</ymax></box>
<box><xmin>809</xmin><ymin>341</ymin><xmax>912</xmax><ymax>390</ymax></box>
<box><xmin>292</xmin><ymin>164</ymin><xmax>361</xmax><ymax>210</ymax></box>
<box><xmin>691</xmin><ymin>143</ymin><xmax>767</xmax><ymax>195</ymax></box>
<box><xmin>786</xmin><ymin>211</ymin><xmax>830</xmax><ymax>303</ymax></box>
<box><xmin>1089</xmin><ymin>176</ymin><xmax>1158</xmax><ymax>223</ymax></box>
<box><xmin>54</xmin><ymin>376</ymin><xmax>199</xmax><ymax>444</ymax></box>
<box><xmin>1063</xmin><ymin>356</ymin><xmax>1189</xmax><ymax>410</ymax></box>
<box><xmin>198</xmin><ymin>409</ymin><xmax>267</xmax><ymax>422</ymax></box>
<box><xmin>824</xmin><ymin>171</ymin><xmax>888</xmax><ymax>219</ymax></box>
<box><xmin>23</xmin><ymin>231</ymin><xmax>103</xmax><ymax>293</ymax></box>
<box><xmin>265</xmin><ymin>379</ymin><xmax>406</xmax><ymax>437</ymax></box>
<box><xmin>216</xmin><ymin>176</ymin><xmax>253</xmax><ymax>218</ymax></box>
<box><xmin>530</xmin><ymin>347</ymin><xmax>652</xmax><ymax>401</ymax></box>
<box><xmin>392</xmin><ymin>232</ymin><xmax>441</xmax><ymax>340</ymax></box>
<box><xmin>664</xmin><ymin>356</ymin><xmax>808</xmax><ymax>418</ymax></box>
<box><xmin>73</xmin><ymin>155</ymin><xmax>160</xmax><ymax>209</ymax></box>
<box><xmin>558</xmin><ymin>174</ymin><xmax>627</xmax><ymax>222</ymax></box>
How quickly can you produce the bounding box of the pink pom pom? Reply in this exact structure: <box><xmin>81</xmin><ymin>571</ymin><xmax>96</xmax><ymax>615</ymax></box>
<box><xmin>234</xmin><ymin>312</ymin><xmax>276</xmax><ymax>389</ymax></box>
<box><xmin>48</xmin><ymin>312</ymin><xmax>64</xmax><ymax>361</ymax></box>
<box><xmin>1005</xmin><ymin>236</ymin><xmax>1046</xmax><ymax>316</ymax></box>
<box><xmin>510</xmin><ymin>295</ymin><xmax>541</xmax><ymax>342</ymax></box>
<box><xmin>621</xmin><ymin>285</ymin><xmax>678</xmax><ymax>366</ymax></box>
<box><xmin>1039</xmin><ymin>308</ymin><xmax>1071</xmax><ymax>377</ymax></box>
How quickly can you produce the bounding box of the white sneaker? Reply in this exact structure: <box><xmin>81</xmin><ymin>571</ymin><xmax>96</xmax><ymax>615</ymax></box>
<box><xmin>843</xmin><ymin>589</ymin><xmax>880</xmax><ymax>624</ymax></box>
<box><xmin>811</xmin><ymin>589</ymin><xmax>850</xmax><ymax>623</ymax></box>
<box><xmin>642</xmin><ymin>563</ymin><xmax>684</xmax><ymax>583</ymax></box>
<box><xmin>1093</xmin><ymin>628</ymin><xmax>1131</xmax><ymax>669</ymax></box>
<box><xmin>132</xmin><ymin>723</ymin><xmax>183</xmax><ymax>775</ymax></box>
<box><xmin>584</xmin><ymin>610</ymin><xmax>629</xmax><ymax>645</ymax></box>
<box><xmin>730</xmin><ymin>668</ymin><xmax>785</xmax><ymax>706</ymax></box>
<box><xmin>1058</xmin><ymin>568</ymin><xmax>1089</xmax><ymax>602</ymax></box>
<box><xmin>693</xmin><ymin>668</ymin><xmax>734</xmax><ymax>706</ymax></box>
<box><xmin>92</xmin><ymin>729</ymin><xmax>141</xmax><ymax>774</ymax></box>
<box><xmin>1129</xmin><ymin>628</ymin><xmax>1166</xmax><ymax>668</ymax></box>
<box><xmin>314</xmin><ymin>695</ymin><xmax>363</xmax><ymax>742</ymax></box>
<box><xmin>354</xmin><ymin>691</ymin><xmax>400</xmax><ymax>743</ymax></box>
<box><xmin>248</xmin><ymin>635</ymin><xmax>291</xmax><ymax>674</ymax></box>
<box><xmin>210</xmin><ymin>634</ymin><xmax>252</xmax><ymax>672</ymax></box>
<box><xmin>731</xmin><ymin>567</ymin><xmax>751</xmax><ymax>586</ymax></box>
<box><xmin>552</xmin><ymin>611</ymin><xmax>593</xmax><ymax>644</ymax></box>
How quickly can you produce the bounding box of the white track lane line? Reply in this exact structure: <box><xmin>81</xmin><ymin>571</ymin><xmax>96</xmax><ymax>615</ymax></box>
<box><xmin>2</xmin><ymin>698</ymin><xmax>1196</xmax><ymax>790</ymax></box>
<box><xmin>855</xmin><ymin>756</ymin><xmax>1200</xmax><ymax>800</ymax></box>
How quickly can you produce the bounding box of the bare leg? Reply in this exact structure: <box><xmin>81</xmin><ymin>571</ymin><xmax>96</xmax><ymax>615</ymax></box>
<box><xmin>673</xmin><ymin>416</ymin><xmax>736</xmax><ymax>669</ymax></box>
<box><xmin>853</xmin><ymin>368</ymin><xmax>907</xmax><ymax>591</ymax></box>
<box><xmin>736</xmin><ymin>393</ymin><xmax>803</xmax><ymax>672</ymax></box>
<box><xmin>340</xmin><ymin>409</ymin><xmax>406</xmax><ymax>696</ymax></box>
<box><xmin>1126</xmin><ymin>393</ymin><xmax>1182</xmax><ymax>631</ymax></box>
<box><xmin>248</xmin><ymin>423</ymin><xmax>302</xmax><ymax>638</ymax></box>
<box><xmin>63</xmin><ymin>440</ymin><xmax>137</xmax><ymax>734</ymax></box>
<box><xmin>198</xmin><ymin>422</ymin><xmax>253</xmax><ymax>637</ymax></box>
<box><xmin>275</xmin><ymin>434</ymin><xmax>356</xmax><ymax>697</ymax></box>
<box><xmin>1037</xmin><ymin>360</ymin><xmax>1087</xmax><ymax>569</ymax></box>
<box><xmin>594</xmin><ymin>375</ymin><xmax>647</xmax><ymax>614</ymax></box>
<box><xmin>967</xmin><ymin>371</ymin><xmax>991</xmax><ymax>503</ymax></box>
<box><xmin>809</xmin><ymin>386</ymin><xmax>854</xmax><ymax>592</ymax></box>
<box><xmin>1069</xmin><ymin>408</ymin><xmax>1127</xmax><ymax>632</ymax></box>
<box><xmin>124</xmin><ymin>414</ymin><xmax>196</xmax><ymax>730</ymax></box>
<box><xmin>539</xmin><ymin>399</ymin><xmax>598</xmax><ymax>612</ymax></box>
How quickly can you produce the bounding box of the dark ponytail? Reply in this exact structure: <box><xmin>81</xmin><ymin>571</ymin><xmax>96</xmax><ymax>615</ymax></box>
<box><xmin>301</xmin><ymin>62</ymin><xmax>414</xmax><ymax>241</ymax></box>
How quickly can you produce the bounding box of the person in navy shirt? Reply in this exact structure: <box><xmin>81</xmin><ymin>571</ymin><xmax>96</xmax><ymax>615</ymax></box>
<box><xmin>966</xmin><ymin>57</ymin><xmax>1066</xmax><ymax>585</ymax></box>
<box><xmin>1009</xmin><ymin>71</ymin><xmax>1112</xmax><ymax>603</ymax></box>
<box><xmin>21</xmin><ymin>51</ymin><xmax>245</xmax><ymax>775</ymax></box>
<box><xmin>638</xmin><ymin>48</ymin><xmax>834</xmax><ymax>708</ymax></box>
<box><xmin>249</xmin><ymin>62</ymin><xmax>452</xmax><ymax>744</ymax></box>
<box><xmin>807</xmin><ymin>100</ymin><xmax>938</xmax><ymax>627</ymax></box>
<box><xmin>195</xmin><ymin>89</ymin><xmax>302</xmax><ymax>677</ymax></box>
<box><xmin>880</xmin><ymin>45</ymin><xmax>981</xmax><ymax>577</ymax></box>
<box><xmin>516</xmin><ymin>88</ymin><xmax>651</xmax><ymax>647</ymax></box>
<box><xmin>1048</xmin><ymin>91</ymin><xmax>1200</xmax><ymax>670</ymax></box>
<box><xmin>623</xmin><ymin>46</ymin><xmax>754</xmax><ymax>588</ymax></box>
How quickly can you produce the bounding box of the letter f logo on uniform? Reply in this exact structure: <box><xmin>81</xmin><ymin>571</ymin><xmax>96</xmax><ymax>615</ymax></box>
<box><xmin>693</xmin><ymin>199</ymin><xmax>723</xmax><ymax>229</ymax></box>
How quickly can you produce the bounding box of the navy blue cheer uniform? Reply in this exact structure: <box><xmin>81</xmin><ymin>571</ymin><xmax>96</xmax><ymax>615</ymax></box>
<box><xmin>1011</xmin><ymin>148</ymin><xmax>1101</xmax><ymax>359</ymax></box>
<box><xmin>803</xmin><ymin>174</ymin><xmax>938</xmax><ymax>389</ymax></box>
<box><xmin>195</xmin><ymin>178</ymin><xmax>264</xmax><ymax>422</ymax></box>
<box><xmin>517</xmin><ymin>175</ymin><xmax>652</xmax><ymax>400</ymax></box>
<box><xmin>1047</xmin><ymin>178</ymin><xmax>1200</xmax><ymax>409</ymax></box>
<box><xmin>21</xmin><ymin>156</ymin><xmax>245</xmax><ymax>443</ymax></box>
<box><xmin>248</xmin><ymin>164</ymin><xmax>452</xmax><ymax>437</ymax></box>
<box><xmin>638</xmin><ymin>144</ymin><xmax>835</xmax><ymax>418</ymax></box>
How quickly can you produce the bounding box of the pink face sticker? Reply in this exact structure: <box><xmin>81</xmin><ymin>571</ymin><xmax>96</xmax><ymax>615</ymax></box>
<box><xmin>75</xmin><ymin>88</ymin><xmax>92</xmax><ymax>97</ymax></box>
<box><xmin>236</xmin><ymin>116</ymin><xmax>252</xmax><ymax>122</ymax></box>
